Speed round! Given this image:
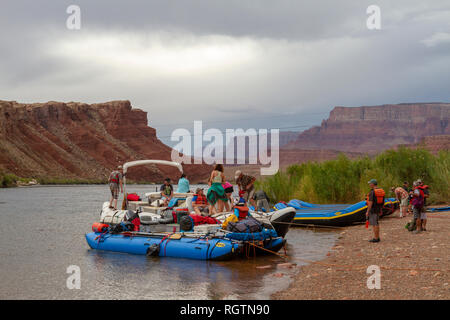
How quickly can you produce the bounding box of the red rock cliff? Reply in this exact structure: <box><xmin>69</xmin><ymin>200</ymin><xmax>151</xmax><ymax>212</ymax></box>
<box><xmin>284</xmin><ymin>103</ymin><xmax>450</xmax><ymax>154</ymax></box>
<box><xmin>0</xmin><ymin>100</ymin><xmax>211</xmax><ymax>182</ymax></box>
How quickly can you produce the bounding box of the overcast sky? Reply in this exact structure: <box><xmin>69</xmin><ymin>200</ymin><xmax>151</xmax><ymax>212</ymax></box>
<box><xmin>1</xmin><ymin>0</ymin><xmax>449</xmax><ymax>148</ymax></box>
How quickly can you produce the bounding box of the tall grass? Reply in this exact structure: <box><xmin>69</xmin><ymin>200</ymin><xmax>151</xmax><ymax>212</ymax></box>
<box><xmin>0</xmin><ymin>172</ymin><xmax>20</xmax><ymax>187</ymax></box>
<box><xmin>256</xmin><ymin>148</ymin><xmax>450</xmax><ymax>205</ymax></box>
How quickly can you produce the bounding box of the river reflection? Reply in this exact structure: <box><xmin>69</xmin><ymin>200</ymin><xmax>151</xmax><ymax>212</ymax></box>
<box><xmin>0</xmin><ymin>185</ymin><xmax>337</xmax><ymax>299</ymax></box>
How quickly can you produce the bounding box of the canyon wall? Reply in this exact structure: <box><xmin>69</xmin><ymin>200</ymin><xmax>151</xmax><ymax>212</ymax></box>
<box><xmin>0</xmin><ymin>100</ymin><xmax>211</xmax><ymax>182</ymax></box>
<box><xmin>284</xmin><ymin>103</ymin><xmax>450</xmax><ymax>154</ymax></box>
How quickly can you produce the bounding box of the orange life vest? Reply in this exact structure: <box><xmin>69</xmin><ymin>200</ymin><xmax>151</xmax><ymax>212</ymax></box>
<box><xmin>366</xmin><ymin>187</ymin><xmax>385</xmax><ymax>205</ymax></box>
<box><xmin>234</xmin><ymin>205</ymin><xmax>249</xmax><ymax>220</ymax></box>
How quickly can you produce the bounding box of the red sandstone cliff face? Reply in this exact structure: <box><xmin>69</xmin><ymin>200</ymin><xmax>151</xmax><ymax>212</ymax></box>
<box><xmin>0</xmin><ymin>100</ymin><xmax>211</xmax><ymax>183</ymax></box>
<box><xmin>284</xmin><ymin>103</ymin><xmax>450</xmax><ymax>154</ymax></box>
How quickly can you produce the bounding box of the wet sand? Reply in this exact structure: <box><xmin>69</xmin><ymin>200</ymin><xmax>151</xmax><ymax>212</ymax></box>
<box><xmin>274</xmin><ymin>209</ymin><xmax>450</xmax><ymax>300</ymax></box>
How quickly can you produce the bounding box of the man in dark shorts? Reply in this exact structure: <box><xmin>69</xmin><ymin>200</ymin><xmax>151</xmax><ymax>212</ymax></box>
<box><xmin>109</xmin><ymin>166</ymin><xmax>123</xmax><ymax>210</ymax></box>
<box><xmin>366</xmin><ymin>179</ymin><xmax>381</xmax><ymax>243</ymax></box>
<box><xmin>235</xmin><ymin>170</ymin><xmax>256</xmax><ymax>207</ymax></box>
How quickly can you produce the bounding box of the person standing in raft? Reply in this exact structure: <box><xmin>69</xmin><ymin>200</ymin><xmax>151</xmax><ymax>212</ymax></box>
<box><xmin>176</xmin><ymin>174</ymin><xmax>190</xmax><ymax>193</ymax></box>
<box><xmin>235</xmin><ymin>170</ymin><xmax>257</xmax><ymax>208</ymax></box>
<box><xmin>206</xmin><ymin>164</ymin><xmax>229</xmax><ymax>214</ymax></box>
<box><xmin>160</xmin><ymin>178</ymin><xmax>174</xmax><ymax>206</ymax></box>
<box><xmin>222</xmin><ymin>181</ymin><xmax>234</xmax><ymax>211</ymax></box>
<box><xmin>109</xmin><ymin>166</ymin><xmax>123</xmax><ymax>210</ymax></box>
<box><xmin>366</xmin><ymin>179</ymin><xmax>384</xmax><ymax>243</ymax></box>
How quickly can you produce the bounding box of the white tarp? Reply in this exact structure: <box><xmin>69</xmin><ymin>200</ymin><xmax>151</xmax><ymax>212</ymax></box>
<box><xmin>123</xmin><ymin>160</ymin><xmax>183</xmax><ymax>174</ymax></box>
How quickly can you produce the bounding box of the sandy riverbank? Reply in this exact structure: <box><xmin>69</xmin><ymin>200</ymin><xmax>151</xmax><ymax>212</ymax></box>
<box><xmin>274</xmin><ymin>209</ymin><xmax>450</xmax><ymax>300</ymax></box>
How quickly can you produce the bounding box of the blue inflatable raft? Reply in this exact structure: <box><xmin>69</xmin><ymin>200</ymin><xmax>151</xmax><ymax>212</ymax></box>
<box><xmin>275</xmin><ymin>198</ymin><xmax>399</xmax><ymax>227</ymax></box>
<box><xmin>86</xmin><ymin>230</ymin><xmax>285</xmax><ymax>261</ymax></box>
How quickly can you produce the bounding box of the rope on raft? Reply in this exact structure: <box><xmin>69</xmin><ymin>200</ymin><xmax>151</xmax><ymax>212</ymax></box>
<box><xmin>244</xmin><ymin>241</ymin><xmax>289</xmax><ymax>260</ymax></box>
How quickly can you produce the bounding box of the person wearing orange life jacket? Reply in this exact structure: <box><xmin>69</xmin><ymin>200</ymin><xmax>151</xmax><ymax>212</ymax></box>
<box><xmin>417</xmin><ymin>180</ymin><xmax>430</xmax><ymax>231</ymax></box>
<box><xmin>108</xmin><ymin>166</ymin><xmax>123</xmax><ymax>210</ymax></box>
<box><xmin>366</xmin><ymin>179</ymin><xmax>385</xmax><ymax>243</ymax></box>
<box><xmin>410</xmin><ymin>180</ymin><xmax>428</xmax><ymax>233</ymax></box>
<box><xmin>192</xmin><ymin>188</ymin><xmax>209</xmax><ymax>216</ymax></box>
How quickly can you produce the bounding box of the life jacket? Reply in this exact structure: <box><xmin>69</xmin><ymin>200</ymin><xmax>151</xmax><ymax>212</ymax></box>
<box><xmin>415</xmin><ymin>186</ymin><xmax>425</xmax><ymax>198</ymax></box>
<box><xmin>109</xmin><ymin>171</ymin><xmax>120</xmax><ymax>183</ymax></box>
<box><xmin>193</xmin><ymin>193</ymin><xmax>207</xmax><ymax>205</ymax></box>
<box><xmin>417</xmin><ymin>185</ymin><xmax>429</xmax><ymax>197</ymax></box>
<box><xmin>130</xmin><ymin>217</ymin><xmax>140</xmax><ymax>231</ymax></box>
<box><xmin>411</xmin><ymin>186</ymin><xmax>424</xmax><ymax>208</ymax></box>
<box><xmin>234</xmin><ymin>205</ymin><xmax>249</xmax><ymax>220</ymax></box>
<box><xmin>366</xmin><ymin>188</ymin><xmax>385</xmax><ymax>205</ymax></box>
<box><xmin>126</xmin><ymin>193</ymin><xmax>141</xmax><ymax>201</ymax></box>
<box><xmin>92</xmin><ymin>222</ymin><xmax>109</xmax><ymax>233</ymax></box>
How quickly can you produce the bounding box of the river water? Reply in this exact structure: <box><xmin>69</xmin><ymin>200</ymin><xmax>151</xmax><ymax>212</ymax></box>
<box><xmin>0</xmin><ymin>185</ymin><xmax>338</xmax><ymax>300</ymax></box>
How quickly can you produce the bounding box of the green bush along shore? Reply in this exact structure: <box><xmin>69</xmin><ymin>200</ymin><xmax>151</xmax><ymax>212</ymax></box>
<box><xmin>256</xmin><ymin>148</ymin><xmax>450</xmax><ymax>205</ymax></box>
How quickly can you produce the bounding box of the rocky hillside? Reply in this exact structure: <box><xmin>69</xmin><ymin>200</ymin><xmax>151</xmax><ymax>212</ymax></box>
<box><xmin>284</xmin><ymin>103</ymin><xmax>450</xmax><ymax>154</ymax></box>
<box><xmin>0</xmin><ymin>100</ymin><xmax>211</xmax><ymax>183</ymax></box>
<box><xmin>400</xmin><ymin>135</ymin><xmax>450</xmax><ymax>154</ymax></box>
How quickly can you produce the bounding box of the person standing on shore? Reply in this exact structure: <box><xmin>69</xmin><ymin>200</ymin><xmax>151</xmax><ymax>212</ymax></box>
<box><xmin>417</xmin><ymin>179</ymin><xmax>429</xmax><ymax>231</ymax></box>
<box><xmin>108</xmin><ymin>166</ymin><xmax>123</xmax><ymax>210</ymax></box>
<box><xmin>403</xmin><ymin>181</ymin><xmax>414</xmax><ymax>215</ymax></box>
<box><xmin>410</xmin><ymin>180</ymin><xmax>425</xmax><ymax>233</ymax></box>
<box><xmin>391</xmin><ymin>186</ymin><xmax>409</xmax><ymax>218</ymax></box>
<box><xmin>366</xmin><ymin>179</ymin><xmax>384</xmax><ymax>243</ymax></box>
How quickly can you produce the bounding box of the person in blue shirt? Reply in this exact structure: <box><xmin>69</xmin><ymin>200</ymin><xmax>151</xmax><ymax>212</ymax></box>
<box><xmin>177</xmin><ymin>174</ymin><xmax>190</xmax><ymax>193</ymax></box>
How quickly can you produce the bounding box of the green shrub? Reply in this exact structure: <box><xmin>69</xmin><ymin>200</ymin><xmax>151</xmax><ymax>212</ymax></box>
<box><xmin>258</xmin><ymin>148</ymin><xmax>450</xmax><ymax>205</ymax></box>
<box><xmin>0</xmin><ymin>172</ymin><xmax>19</xmax><ymax>188</ymax></box>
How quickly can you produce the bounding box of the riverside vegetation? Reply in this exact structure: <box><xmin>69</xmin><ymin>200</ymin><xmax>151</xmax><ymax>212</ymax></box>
<box><xmin>257</xmin><ymin>148</ymin><xmax>450</xmax><ymax>205</ymax></box>
<box><xmin>0</xmin><ymin>174</ymin><xmax>158</xmax><ymax>187</ymax></box>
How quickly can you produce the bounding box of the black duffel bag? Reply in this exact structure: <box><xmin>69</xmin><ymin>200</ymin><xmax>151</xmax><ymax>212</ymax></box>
<box><xmin>226</xmin><ymin>216</ymin><xmax>263</xmax><ymax>233</ymax></box>
<box><xmin>109</xmin><ymin>221</ymin><xmax>135</xmax><ymax>234</ymax></box>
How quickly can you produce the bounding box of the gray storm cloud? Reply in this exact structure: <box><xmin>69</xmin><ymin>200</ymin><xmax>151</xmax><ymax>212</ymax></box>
<box><xmin>0</xmin><ymin>0</ymin><xmax>449</xmax><ymax>145</ymax></box>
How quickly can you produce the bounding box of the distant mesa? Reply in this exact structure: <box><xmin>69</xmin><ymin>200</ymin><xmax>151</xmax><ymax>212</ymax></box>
<box><xmin>283</xmin><ymin>103</ymin><xmax>450</xmax><ymax>154</ymax></box>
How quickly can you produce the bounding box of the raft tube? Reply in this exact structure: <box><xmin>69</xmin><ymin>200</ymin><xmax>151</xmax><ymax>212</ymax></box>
<box><xmin>86</xmin><ymin>232</ymin><xmax>242</xmax><ymax>261</ymax></box>
<box><xmin>279</xmin><ymin>198</ymin><xmax>400</xmax><ymax>227</ymax></box>
<box><xmin>86</xmin><ymin>230</ymin><xmax>286</xmax><ymax>260</ymax></box>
